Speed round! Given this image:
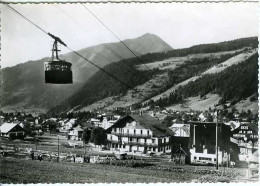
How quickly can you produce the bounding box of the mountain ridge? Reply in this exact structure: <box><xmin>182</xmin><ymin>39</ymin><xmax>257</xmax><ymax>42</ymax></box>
<box><xmin>1</xmin><ymin>33</ymin><xmax>172</xmax><ymax>112</ymax></box>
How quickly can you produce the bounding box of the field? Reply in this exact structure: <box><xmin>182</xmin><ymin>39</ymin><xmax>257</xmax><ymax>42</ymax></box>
<box><xmin>0</xmin><ymin>155</ymin><xmax>249</xmax><ymax>183</ymax></box>
<box><xmin>0</xmin><ymin>133</ymin><xmax>254</xmax><ymax>183</ymax></box>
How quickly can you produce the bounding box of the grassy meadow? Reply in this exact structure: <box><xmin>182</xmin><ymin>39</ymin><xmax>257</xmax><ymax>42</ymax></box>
<box><xmin>0</xmin><ymin>156</ymin><xmax>248</xmax><ymax>183</ymax></box>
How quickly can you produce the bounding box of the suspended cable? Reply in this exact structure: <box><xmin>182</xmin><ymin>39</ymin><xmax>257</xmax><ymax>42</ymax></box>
<box><xmin>6</xmin><ymin>4</ymin><xmax>48</xmax><ymax>35</ymax></box>
<box><xmin>54</xmin><ymin>4</ymin><xmax>137</xmax><ymax>74</ymax></box>
<box><xmin>105</xmin><ymin>45</ymin><xmax>124</xmax><ymax>61</ymax></box>
<box><xmin>66</xmin><ymin>46</ymin><xmax>131</xmax><ymax>88</ymax></box>
<box><xmin>6</xmin><ymin>4</ymin><xmax>131</xmax><ymax>89</ymax></box>
<box><xmin>53</xmin><ymin>4</ymin><xmax>89</xmax><ymax>35</ymax></box>
<box><xmin>81</xmin><ymin>4</ymin><xmax>150</xmax><ymax>70</ymax></box>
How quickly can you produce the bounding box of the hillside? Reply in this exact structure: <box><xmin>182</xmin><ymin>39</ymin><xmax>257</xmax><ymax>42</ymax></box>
<box><xmin>145</xmin><ymin>48</ymin><xmax>257</xmax><ymax>104</ymax></box>
<box><xmin>156</xmin><ymin>52</ymin><xmax>258</xmax><ymax>112</ymax></box>
<box><xmin>51</xmin><ymin>37</ymin><xmax>258</xmax><ymax>114</ymax></box>
<box><xmin>0</xmin><ymin>33</ymin><xmax>172</xmax><ymax>113</ymax></box>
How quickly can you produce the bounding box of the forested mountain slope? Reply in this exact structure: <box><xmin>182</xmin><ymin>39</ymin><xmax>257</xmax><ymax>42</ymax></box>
<box><xmin>49</xmin><ymin>37</ymin><xmax>258</xmax><ymax>114</ymax></box>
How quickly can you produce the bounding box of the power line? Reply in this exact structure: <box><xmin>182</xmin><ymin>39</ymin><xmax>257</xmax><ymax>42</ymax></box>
<box><xmin>6</xmin><ymin>4</ymin><xmax>131</xmax><ymax>89</ymax></box>
<box><xmin>81</xmin><ymin>4</ymin><xmax>150</xmax><ymax>70</ymax></box>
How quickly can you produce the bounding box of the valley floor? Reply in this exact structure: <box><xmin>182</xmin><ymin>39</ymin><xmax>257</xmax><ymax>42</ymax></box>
<box><xmin>0</xmin><ymin>156</ymin><xmax>252</xmax><ymax>183</ymax></box>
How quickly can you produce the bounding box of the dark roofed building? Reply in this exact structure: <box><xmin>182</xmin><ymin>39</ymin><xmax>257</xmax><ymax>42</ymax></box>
<box><xmin>0</xmin><ymin>123</ymin><xmax>26</xmax><ymax>139</ymax></box>
<box><xmin>188</xmin><ymin>121</ymin><xmax>232</xmax><ymax>166</ymax></box>
<box><xmin>106</xmin><ymin>114</ymin><xmax>174</xmax><ymax>154</ymax></box>
<box><xmin>231</xmin><ymin>122</ymin><xmax>258</xmax><ymax>162</ymax></box>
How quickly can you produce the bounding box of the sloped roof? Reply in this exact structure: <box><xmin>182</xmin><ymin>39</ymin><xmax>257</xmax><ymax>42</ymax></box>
<box><xmin>106</xmin><ymin>114</ymin><xmax>174</xmax><ymax>137</ymax></box>
<box><xmin>247</xmin><ymin>150</ymin><xmax>259</xmax><ymax>163</ymax></box>
<box><xmin>232</xmin><ymin>122</ymin><xmax>258</xmax><ymax>133</ymax></box>
<box><xmin>74</xmin><ymin>126</ymin><xmax>83</xmax><ymax>132</ymax></box>
<box><xmin>0</xmin><ymin>123</ymin><xmax>20</xmax><ymax>133</ymax></box>
<box><xmin>82</xmin><ymin>121</ymin><xmax>94</xmax><ymax>129</ymax></box>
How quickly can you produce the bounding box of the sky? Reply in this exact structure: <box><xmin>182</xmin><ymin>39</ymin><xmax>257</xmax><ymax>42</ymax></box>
<box><xmin>1</xmin><ymin>2</ymin><xmax>258</xmax><ymax>68</ymax></box>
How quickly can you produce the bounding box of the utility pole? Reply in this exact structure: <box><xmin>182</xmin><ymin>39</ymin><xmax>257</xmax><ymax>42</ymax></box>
<box><xmin>193</xmin><ymin>125</ymin><xmax>196</xmax><ymax>147</ymax></box>
<box><xmin>216</xmin><ymin>111</ymin><xmax>219</xmax><ymax>170</ymax></box>
<box><xmin>57</xmin><ymin>135</ymin><xmax>60</xmax><ymax>163</ymax></box>
<box><xmin>35</xmin><ymin>132</ymin><xmax>38</xmax><ymax>151</ymax></box>
<box><xmin>84</xmin><ymin>143</ymin><xmax>87</xmax><ymax>157</ymax></box>
<box><xmin>179</xmin><ymin>143</ymin><xmax>181</xmax><ymax>164</ymax></box>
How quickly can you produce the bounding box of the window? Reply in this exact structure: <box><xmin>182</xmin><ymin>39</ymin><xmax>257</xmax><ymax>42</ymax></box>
<box><xmin>194</xmin><ymin>156</ymin><xmax>197</xmax><ymax>160</ymax></box>
<box><xmin>140</xmin><ymin>130</ymin><xmax>143</xmax><ymax>135</ymax></box>
<box><xmin>247</xmin><ymin>131</ymin><xmax>252</xmax><ymax>134</ymax></box>
<box><xmin>147</xmin><ymin>130</ymin><xmax>150</xmax><ymax>135</ymax></box>
<box><xmin>134</xmin><ymin>129</ymin><xmax>136</xmax><ymax>134</ymax></box>
<box><xmin>199</xmin><ymin>157</ymin><xmax>212</xmax><ymax>161</ymax></box>
<box><xmin>127</xmin><ymin>129</ymin><xmax>129</xmax><ymax>133</ymax></box>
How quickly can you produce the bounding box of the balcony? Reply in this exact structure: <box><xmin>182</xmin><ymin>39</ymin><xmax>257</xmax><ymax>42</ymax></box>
<box><xmin>111</xmin><ymin>131</ymin><xmax>152</xmax><ymax>138</ymax></box>
<box><xmin>233</xmin><ymin>134</ymin><xmax>246</xmax><ymax>139</ymax></box>
<box><xmin>107</xmin><ymin>139</ymin><xmax>169</xmax><ymax>147</ymax></box>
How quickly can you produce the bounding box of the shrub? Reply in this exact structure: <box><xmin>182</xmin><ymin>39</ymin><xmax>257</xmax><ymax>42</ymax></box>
<box><xmin>96</xmin><ymin>159</ymin><xmax>151</xmax><ymax>167</ymax></box>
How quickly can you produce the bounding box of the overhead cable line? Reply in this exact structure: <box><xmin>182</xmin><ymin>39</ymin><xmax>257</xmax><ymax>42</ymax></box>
<box><xmin>81</xmin><ymin>4</ymin><xmax>178</xmax><ymax>98</ymax></box>
<box><xmin>81</xmin><ymin>4</ymin><xmax>150</xmax><ymax>70</ymax></box>
<box><xmin>53</xmin><ymin>4</ymin><xmax>89</xmax><ymax>34</ymax></box>
<box><xmin>7</xmin><ymin>5</ymin><xmax>48</xmax><ymax>35</ymax></box>
<box><xmin>54</xmin><ymin>4</ymin><xmax>137</xmax><ymax>73</ymax></box>
<box><xmin>105</xmin><ymin>45</ymin><xmax>124</xmax><ymax>61</ymax></box>
<box><xmin>65</xmin><ymin>46</ymin><xmax>131</xmax><ymax>88</ymax></box>
<box><xmin>6</xmin><ymin>4</ymin><xmax>131</xmax><ymax>89</ymax></box>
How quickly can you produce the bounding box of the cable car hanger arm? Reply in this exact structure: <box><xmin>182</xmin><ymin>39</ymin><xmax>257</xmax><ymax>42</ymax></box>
<box><xmin>48</xmin><ymin>33</ymin><xmax>67</xmax><ymax>47</ymax></box>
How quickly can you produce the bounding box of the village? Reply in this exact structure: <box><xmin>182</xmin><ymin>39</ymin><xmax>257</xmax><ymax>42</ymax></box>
<box><xmin>0</xmin><ymin>105</ymin><xmax>258</xmax><ymax>181</ymax></box>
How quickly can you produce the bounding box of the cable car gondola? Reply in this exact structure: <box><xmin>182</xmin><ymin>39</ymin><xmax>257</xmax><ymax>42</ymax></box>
<box><xmin>45</xmin><ymin>33</ymin><xmax>73</xmax><ymax>84</ymax></box>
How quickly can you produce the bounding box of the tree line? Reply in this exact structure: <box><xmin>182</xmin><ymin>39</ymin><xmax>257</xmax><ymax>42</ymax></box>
<box><xmin>155</xmin><ymin>53</ymin><xmax>258</xmax><ymax>107</ymax></box>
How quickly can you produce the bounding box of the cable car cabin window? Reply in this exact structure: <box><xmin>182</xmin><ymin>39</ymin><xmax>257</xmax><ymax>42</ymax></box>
<box><xmin>44</xmin><ymin>61</ymin><xmax>73</xmax><ymax>84</ymax></box>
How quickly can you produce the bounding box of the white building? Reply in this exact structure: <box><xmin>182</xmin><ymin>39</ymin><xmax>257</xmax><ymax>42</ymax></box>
<box><xmin>101</xmin><ymin>115</ymin><xmax>120</xmax><ymax>129</ymax></box>
<box><xmin>90</xmin><ymin>118</ymin><xmax>101</xmax><ymax>127</ymax></box>
<box><xmin>67</xmin><ymin>126</ymin><xmax>84</xmax><ymax>141</ymax></box>
<box><xmin>169</xmin><ymin>124</ymin><xmax>190</xmax><ymax>137</ymax></box>
<box><xmin>106</xmin><ymin>114</ymin><xmax>174</xmax><ymax>154</ymax></box>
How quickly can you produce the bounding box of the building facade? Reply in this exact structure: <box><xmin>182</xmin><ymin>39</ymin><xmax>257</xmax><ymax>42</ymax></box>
<box><xmin>188</xmin><ymin>121</ymin><xmax>232</xmax><ymax>165</ymax></box>
<box><xmin>0</xmin><ymin>123</ymin><xmax>26</xmax><ymax>139</ymax></box>
<box><xmin>232</xmin><ymin>122</ymin><xmax>258</xmax><ymax>161</ymax></box>
<box><xmin>67</xmin><ymin>126</ymin><xmax>83</xmax><ymax>141</ymax></box>
<box><xmin>106</xmin><ymin>114</ymin><xmax>174</xmax><ymax>154</ymax></box>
